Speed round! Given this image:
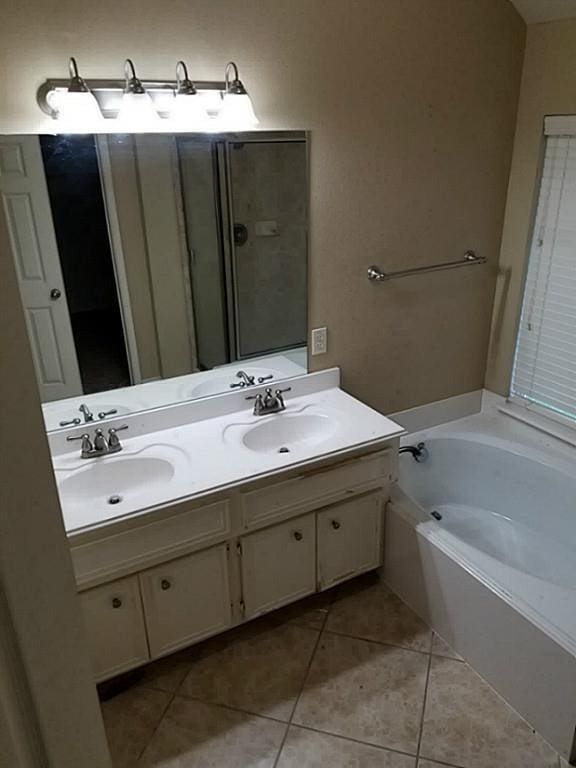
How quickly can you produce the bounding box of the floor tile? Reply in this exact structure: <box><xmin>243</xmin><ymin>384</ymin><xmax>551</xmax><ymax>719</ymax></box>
<box><xmin>140</xmin><ymin>697</ymin><xmax>285</xmax><ymax>767</ymax></box>
<box><xmin>270</xmin><ymin>591</ymin><xmax>332</xmax><ymax>631</ymax></box>
<box><xmin>431</xmin><ymin>633</ymin><xmax>463</xmax><ymax>662</ymax></box>
<box><xmin>276</xmin><ymin>726</ymin><xmax>417</xmax><ymax>767</ymax></box>
<box><xmin>325</xmin><ymin>576</ymin><xmax>431</xmax><ymax>652</ymax></box>
<box><xmin>138</xmin><ymin>649</ymin><xmax>195</xmax><ymax>693</ymax></box>
<box><xmin>178</xmin><ymin>622</ymin><xmax>319</xmax><ymax>721</ymax></box>
<box><xmin>420</xmin><ymin>657</ymin><xmax>559</xmax><ymax>768</ymax></box>
<box><xmin>101</xmin><ymin>686</ymin><xmax>172</xmax><ymax>767</ymax></box>
<box><xmin>293</xmin><ymin>631</ymin><xmax>428</xmax><ymax>754</ymax></box>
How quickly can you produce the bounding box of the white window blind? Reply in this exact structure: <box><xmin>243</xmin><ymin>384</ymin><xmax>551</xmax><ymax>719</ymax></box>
<box><xmin>511</xmin><ymin>126</ymin><xmax>576</xmax><ymax>422</ymax></box>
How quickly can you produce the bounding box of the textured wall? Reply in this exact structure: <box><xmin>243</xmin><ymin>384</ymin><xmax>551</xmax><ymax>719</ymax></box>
<box><xmin>485</xmin><ymin>18</ymin><xmax>576</xmax><ymax>396</ymax></box>
<box><xmin>0</xmin><ymin>0</ymin><xmax>525</xmax><ymax>413</ymax></box>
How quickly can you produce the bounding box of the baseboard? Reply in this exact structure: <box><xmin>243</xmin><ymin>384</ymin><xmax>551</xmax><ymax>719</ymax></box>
<box><xmin>391</xmin><ymin>389</ymin><xmax>482</xmax><ymax>434</ymax></box>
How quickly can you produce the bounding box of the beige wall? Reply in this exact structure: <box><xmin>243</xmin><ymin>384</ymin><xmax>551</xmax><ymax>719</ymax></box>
<box><xmin>0</xmin><ymin>0</ymin><xmax>525</xmax><ymax>413</ymax></box>
<box><xmin>485</xmin><ymin>18</ymin><xmax>576</xmax><ymax>396</ymax></box>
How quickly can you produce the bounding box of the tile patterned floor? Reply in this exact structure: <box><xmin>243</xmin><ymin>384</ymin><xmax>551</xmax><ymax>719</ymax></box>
<box><xmin>101</xmin><ymin>574</ymin><xmax>563</xmax><ymax>767</ymax></box>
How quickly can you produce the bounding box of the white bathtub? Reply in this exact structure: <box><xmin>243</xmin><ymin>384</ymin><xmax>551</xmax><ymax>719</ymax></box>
<box><xmin>385</xmin><ymin>405</ymin><xmax>576</xmax><ymax>761</ymax></box>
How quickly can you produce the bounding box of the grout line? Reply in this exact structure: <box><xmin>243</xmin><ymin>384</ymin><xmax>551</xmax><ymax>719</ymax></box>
<box><xmin>272</xmin><ymin>605</ymin><xmax>331</xmax><ymax>768</ymax></box>
<box><xmin>414</xmin><ymin>633</ymin><xmax>434</xmax><ymax>765</ymax></box>
<box><xmin>290</xmin><ymin>722</ymin><xmax>419</xmax><ymax>762</ymax></box>
<box><xmin>135</xmin><ymin>688</ymin><xmax>177</xmax><ymax>762</ymax></box>
<box><xmin>321</xmin><ymin>626</ymin><xmax>432</xmax><ymax>657</ymax></box>
<box><xmin>170</xmin><ymin>690</ymin><xmax>291</xmax><ymax>725</ymax></box>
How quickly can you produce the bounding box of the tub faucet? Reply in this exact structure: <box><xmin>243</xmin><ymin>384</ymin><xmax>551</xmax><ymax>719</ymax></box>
<box><xmin>399</xmin><ymin>442</ymin><xmax>428</xmax><ymax>462</ymax></box>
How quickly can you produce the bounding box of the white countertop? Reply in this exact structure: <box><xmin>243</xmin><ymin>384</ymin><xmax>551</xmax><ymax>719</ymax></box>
<box><xmin>52</xmin><ymin>370</ymin><xmax>404</xmax><ymax>536</ymax></box>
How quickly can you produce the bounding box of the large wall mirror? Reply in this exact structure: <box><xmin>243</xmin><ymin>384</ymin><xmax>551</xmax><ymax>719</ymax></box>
<box><xmin>0</xmin><ymin>131</ymin><xmax>308</xmax><ymax>431</ymax></box>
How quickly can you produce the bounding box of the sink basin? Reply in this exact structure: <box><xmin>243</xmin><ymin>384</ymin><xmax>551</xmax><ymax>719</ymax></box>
<box><xmin>242</xmin><ymin>413</ymin><xmax>338</xmax><ymax>453</ymax></box>
<box><xmin>183</xmin><ymin>367</ymin><xmax>280</xmax><ymax>399</ymax></box>
<box><xmin>58</xmin><ymin>455</ymin><xmax>175</xmax><ymax>503</ymax></box>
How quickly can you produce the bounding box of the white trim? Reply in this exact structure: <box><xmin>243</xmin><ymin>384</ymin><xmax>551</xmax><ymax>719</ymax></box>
<box><xmin>499</xmin><ymin>396</ymin><xmax>576</xmax><ymax>450</ymax></box>
<box><xmin>544</xmin><ymin>115</ymin><xmax>576</xmax><ymax>137</ymax></box>
<box><xmin>390</xmin><ymin>390</ymin><xmax>482</xmax><ymax>434</ymax></box>
<box><xmin>95</xmin><ymin>136</ymin><xmax>142</xmax><ymax>385</ymax></box>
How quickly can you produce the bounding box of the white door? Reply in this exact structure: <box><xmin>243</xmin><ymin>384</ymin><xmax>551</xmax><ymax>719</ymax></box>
<box><xmin>139</xmin><ymin>545</ymin><xmax>232</xmax><ymax>659</ymax></box>
<box><xmin>241</xmin><ymin>513</ymin><xmax>316</xmax><ymax>619</ymax></box>
<box><xmin>317</xmin><ymin>491</ymin><xmax>383</xmax><ymax>590</ymax></box>
<box><xmin>0</xmin><ymin>136</ymin><xmax>82</xmax><ymax>401</ymax></box>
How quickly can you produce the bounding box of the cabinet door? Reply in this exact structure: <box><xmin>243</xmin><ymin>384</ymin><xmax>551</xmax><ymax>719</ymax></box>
<box><xmin>80</xmin><ymin>575</ymin><xmax>149</xmax><ymax>682</ymax></box>
<box><xmin>317</xmin><ymin>491</ymin><xmax>383</xmax><ymax>590</ymax></box>
<box><xmin>241</xmin><ymin>513</ymin><xmax>316</xmax><ymax>619</ymax></box>
<box><xmin>140</xmin><ymin>544</ymin><xmax>232</xmax><ymax>659</ymax></box>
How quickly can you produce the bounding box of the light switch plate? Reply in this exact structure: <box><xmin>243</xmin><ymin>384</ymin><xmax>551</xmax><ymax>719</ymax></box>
<box><xmin>311</xmin><ymin>327</ymin><xmax>327</xmax><ymax>356</ymax></box>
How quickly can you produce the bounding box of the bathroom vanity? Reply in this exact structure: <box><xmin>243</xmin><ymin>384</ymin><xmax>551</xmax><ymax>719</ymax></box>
<box><xmin>55</xmin><ymin>371</ymin><xmax>403</xmax><ymax>682</ymax></box>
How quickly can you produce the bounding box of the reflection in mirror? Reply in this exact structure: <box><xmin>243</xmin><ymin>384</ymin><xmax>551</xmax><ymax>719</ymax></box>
<box><xmin>0</xmin><ymin>131</ymin><xmax>308</xmax><ymax>431</ymax></box>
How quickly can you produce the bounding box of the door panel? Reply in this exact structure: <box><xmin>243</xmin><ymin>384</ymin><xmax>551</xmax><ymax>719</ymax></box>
<box><xmin>0</xmin><ymin>136</ymin><xmax>82</xmax><ymax>401</ymax></box>
<box><xmin>140</xmin><ymin>545</ymin><xmax>232</xmax><ymax>659</ymax></box>
<box><xmin>317</xmin><ymin>491</ymin><xmax>383</xmax><ymax>590</ymax></box>
<box><xmin>241</xmin><ymin>513</ymin><xmax>316</xmax><ymax>619</ymax></box>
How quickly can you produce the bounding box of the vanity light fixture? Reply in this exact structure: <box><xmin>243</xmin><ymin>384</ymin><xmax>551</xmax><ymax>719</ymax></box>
<box><xmin>170</xmin><ymin>60</ymin><xmax>209</xmax><ymax>127</ymax></box>
<box><xmin>37</xmin><ymin>59</ymin><xmax>260</xmax><ymax>129</ymax></box>
<box><xmin>116</xmin><ymin>59</ymin><xmax>160</xmax><ymax>128</ymax></box>
<box><xmin>219</xmin><ymin>61</ymin><xmax>259</xmax><ymax>128</ymax></box>
<box><xmin>48</xmin><ymin>57</ymin><xmax>103</xmax><ymax>127</ymax></box>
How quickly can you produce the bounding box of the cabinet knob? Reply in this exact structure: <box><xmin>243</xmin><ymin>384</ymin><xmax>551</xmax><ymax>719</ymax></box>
<box><xmin>111</xmin><ymin>597</ymin><xmax>122</xmax><ymax>609</ymax></box>
<box><xmin>331</xmin><ymin>520</ymin><xmax>341</xmax><ymax>530</ymax></box>
<box><xmin>293</xmin><ymin>530</ymin><xmax>303</xmax><ymax>541</ymax></box>
<box><xmin>161</xmin><ymin>578</ymin><xmax>172</xmax><ymax>591</ymax></box>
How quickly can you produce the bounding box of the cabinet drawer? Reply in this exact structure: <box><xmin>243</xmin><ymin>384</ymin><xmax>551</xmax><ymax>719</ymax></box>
<box><xmin>317</xmin><ymin>491</ymin><xmax>383</xmax><ymax>590</ymax></box>
<box><xmin>241</xmin><ymin>450</ymin><xmax>390</xmax><ymax>530</ymax></box>
<box><xmin>80</xmin><ymin>575</ymin><xmax>149</xmax><ymax>682</ymax></box>
<box><xmin>241</xmin><ymin>513</ymin><xmax>316</xmax><ymax>619</ymax></box>
<box><xmin>140</xmin><ymin>544</ymin><xmax>232</xmax><ymax>659</ymax></box>
<box><xmin>72</xmin><ymin>499</ymin><xmax>232</xmax><ymax>589</ymax></box>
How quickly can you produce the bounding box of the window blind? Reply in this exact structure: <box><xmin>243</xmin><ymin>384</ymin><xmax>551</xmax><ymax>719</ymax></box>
<box><xmin>511</xmin><ymin>127</ymin><xmax>576</xmax><ymax>422</ymax></box>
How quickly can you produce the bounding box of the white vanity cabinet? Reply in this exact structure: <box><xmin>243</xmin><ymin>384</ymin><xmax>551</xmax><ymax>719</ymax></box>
<box><xmin>317</xmin><ymin>491</ymin><xmax>383</xmax><ymax>589</ymax></box>
<box><xmin>72</xmin><ymin>446</ymin><xmax>395</xmax><ymax>682</ymax></box>
<box><xmin>240</xmin><ymin>513</ymin><xmax>316</xmax><ymax>619</ymax></box>
<box><xmin>139</xmin><ymin>544</ymin><xmax>232</xmax><ymax>659</ymax></box>
<box><xmin>79</xmin><ymin>575</ymin><xmax>149</xmax><ymax>681</ymax></box>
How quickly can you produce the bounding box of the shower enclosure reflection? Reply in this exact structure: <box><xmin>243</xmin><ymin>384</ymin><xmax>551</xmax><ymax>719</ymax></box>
<box><xmin>0</xmin><ymin>131</ymin><xmax>308</xmax><ymax>430</ymax></box>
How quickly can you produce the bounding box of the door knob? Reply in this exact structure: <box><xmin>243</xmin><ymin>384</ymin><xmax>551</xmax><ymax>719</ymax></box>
<box><xmin>50</xmin><ymin>288</ymin><xmax>62</xmax><ymax>300</ymax></box>
<box><xmin>111</xmin><ymin>597</ymin><xmax>122</xmax><ymax>609</ymax></box>
<box><xmin>161</xmin><ymin>579</ymin><xmax>172</xmax><ymax>591</ymax></box>
<box><xmin>331</xmin><ymin>520</ymin><xmax>341</xmax><ymax>530</ymax></box>
<box><xmin>293</xmin><ymin>530</ymin><xmax>303</xmax><ymax>541</ymax></box>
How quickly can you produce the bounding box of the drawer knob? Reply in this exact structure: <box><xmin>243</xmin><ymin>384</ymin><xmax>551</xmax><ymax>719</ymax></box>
<box><xmin>111</xmin><ymin>597</ymin><xmax>122</xmax><ymax>609</ymax></box>
<box><xmin>293</xmin><ymin>530</ymin><xmax>303</xmax><ymax>541</ymax></box>
<box><xmin>331</xmin><ymin>520</ymin><xmax>341</xmax><ymax>530</ymax></box>
<box><xmin>161</xmin><ymin>579</ymin><xmax>172</xmax><ymax>591</ymax></box>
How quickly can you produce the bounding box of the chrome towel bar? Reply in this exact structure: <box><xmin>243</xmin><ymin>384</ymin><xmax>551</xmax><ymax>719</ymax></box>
<box><xmin>367</xmin><ymin>250</ymin><xmax>486</xmax><ymax>282</ymax></box>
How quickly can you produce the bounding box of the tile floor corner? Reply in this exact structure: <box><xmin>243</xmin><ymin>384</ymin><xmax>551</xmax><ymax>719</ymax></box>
<box><xmin>100</xmin><ymin>573</ymin><xmax>565</xmax><ymax>768</ymax></box>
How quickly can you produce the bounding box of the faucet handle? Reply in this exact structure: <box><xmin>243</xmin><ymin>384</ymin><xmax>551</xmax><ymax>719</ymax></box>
<box><xmin>108</xmin><ymin>425</ymin><xmax>128</xmax><ymax>449</ymax></box>
<box><xmin>258</xmin><ymin>374</ymin><xmax>273</xmax><ymax>384</ymax></box>
<box><xmin>275</xmin><ymin>387</ymin><xmax>292</xmax><ymax>395</ymax></box>
<box><xmin>245</xmin><ymin>393</ymin><xmax>262</xmax><ymax>401</ymax></box>
<box><xmin>66</xmin><ymin>433</ymin><xmax>93</xmax><ymax>454</ymax></box>
<box><xmin>59</xmin><ymin>417</ymin><xmax>82</xmax><ymax>427</ymax></box>
<box><xmin>98</xmin><ymin>409</ymin><xmax>118</xmax><ymax>419</ymax></box>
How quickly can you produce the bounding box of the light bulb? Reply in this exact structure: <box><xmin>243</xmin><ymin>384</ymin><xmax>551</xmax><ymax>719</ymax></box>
<box><xmin>51</xmin><ymin>57</ymin><xmax>102</xmax><ymax>130</ymax></box>
<box><xmin>116</xmin><ymin>59</ymin><xmax>160</xmax><ymax>130</ymax></box>
<box><xmin>170</xmin><ymin>61</ymin><xmax>209</xmax><ymax>129</ymax></box>
<box><xmin>218</xmin><ymin>61</ymin><xmax>259</xmax><ymax>130</ymax></box>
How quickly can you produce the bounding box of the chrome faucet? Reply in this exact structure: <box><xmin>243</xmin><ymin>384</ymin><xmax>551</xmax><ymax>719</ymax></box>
<box><xmin>79</xmin><ymin>403</ymin><xmax>94</xmax><ymax>423</ymax></box>
<box><xmin>246</xmin><ymin>387</ymin><xmax>291</xmax><ymax>416</ymax></box>
<box><xmin>67</xmin><ymin>425</ymin><xmax>129</xmax><ymax>459</ymax></box>
<box><xmin>230</xmin><ymin>370</ymin><xmax>256</xmax><ymax>388</ymax></box>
